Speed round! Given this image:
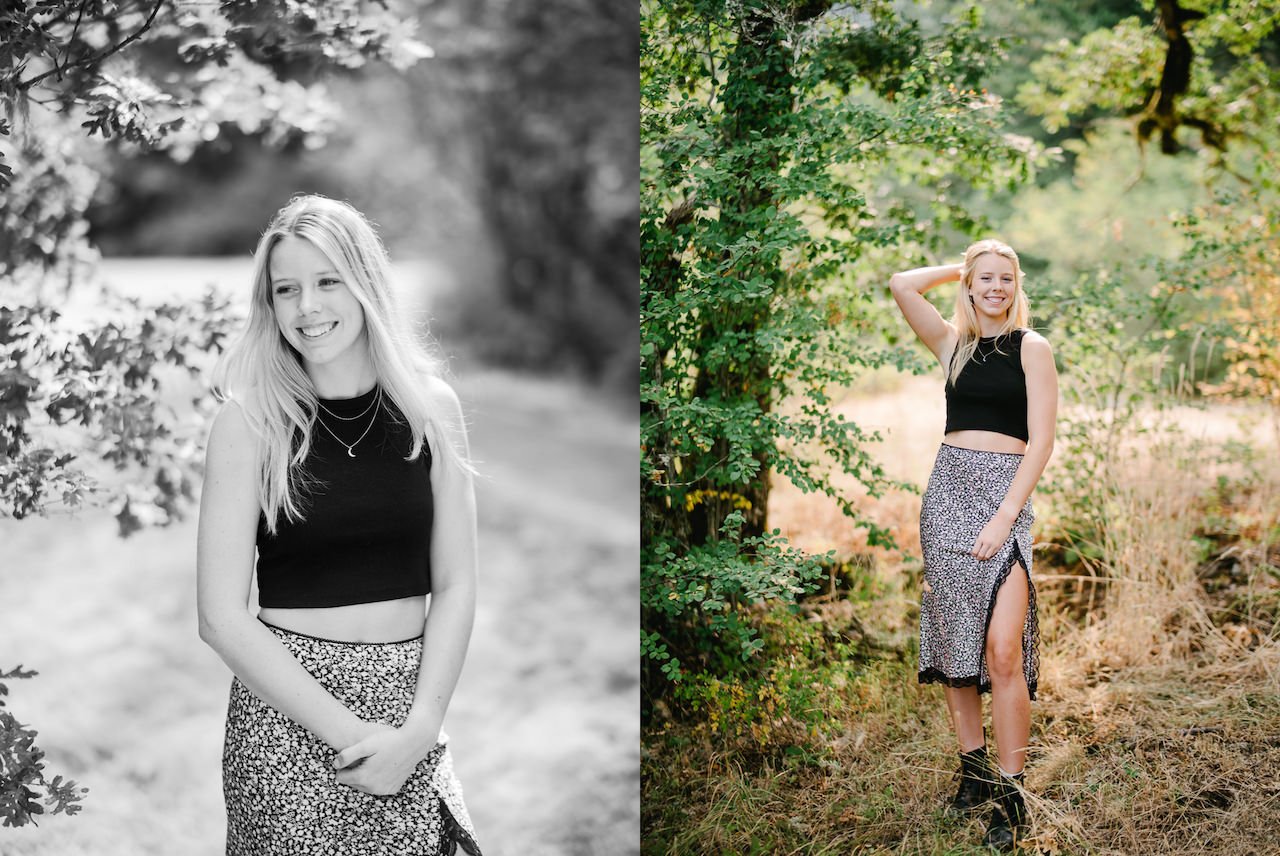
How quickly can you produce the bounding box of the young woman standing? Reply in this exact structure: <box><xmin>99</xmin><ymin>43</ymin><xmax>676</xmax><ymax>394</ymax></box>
<box><xmin>890</xmin><ymin>239</ymin><xmax>1058</xmax><ymax>851</ymax></box>
<box><xmin>197</xmin><ymin>195</ymin><xmax>482</xmax><ymax>855</ymax></box>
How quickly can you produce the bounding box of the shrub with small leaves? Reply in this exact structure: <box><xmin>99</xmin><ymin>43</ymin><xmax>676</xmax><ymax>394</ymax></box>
<box><xmin>0</xmin><ymin>666</ymin><xmax>87</xmax><ymax>829</ymax></box>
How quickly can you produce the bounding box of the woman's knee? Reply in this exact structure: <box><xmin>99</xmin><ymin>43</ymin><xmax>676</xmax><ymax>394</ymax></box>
<box><xmin>986</xmin><ymin>635</ymin><xmax>1023</xmax><ymax>682</ymax></box>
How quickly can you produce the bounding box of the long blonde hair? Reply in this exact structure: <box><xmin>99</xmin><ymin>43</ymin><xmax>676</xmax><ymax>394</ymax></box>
<box><xmin>946</xmin><ymin>239</ymin><xmax>1031</xmax><ymax>386</ymax></box>
<box><xmin>213</xmin><ymin>194</ymin><xmax>465</xmax><ymax>532</ymax></box>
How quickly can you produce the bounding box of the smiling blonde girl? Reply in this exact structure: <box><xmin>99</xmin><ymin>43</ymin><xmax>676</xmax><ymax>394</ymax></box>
<box><xmin>889</xmin><ymin>239</ymin><xmax>1058</xmax><ymax>851</ymax></box>
<box><xmin>197</xmin><ymin>195</ymin><xmax>482</xmax><ymax>855</ymax></box>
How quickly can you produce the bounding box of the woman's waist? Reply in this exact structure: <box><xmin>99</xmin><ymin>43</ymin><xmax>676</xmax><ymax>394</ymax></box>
<box><xmin>258</xmin><ymin>594</ymin><xmax>427</xmax><ymax>644</ymax></box>
<box><xmin>941</xmin><ymin>430</ymin><xmax>1027</xmax><ymax>455</ymax></box>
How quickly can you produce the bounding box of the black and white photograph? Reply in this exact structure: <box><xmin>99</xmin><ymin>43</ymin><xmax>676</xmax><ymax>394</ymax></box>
<box><xmin>1</xmin><ymin>2</ymin><xmax>638</xmax><ymax>854</ymax></box>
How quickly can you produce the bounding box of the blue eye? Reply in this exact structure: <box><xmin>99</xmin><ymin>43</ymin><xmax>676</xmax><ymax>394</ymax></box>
<box><xmin>319</xmin><ymin>277</ymin><xmax>342</xmax><ymax>287</ymax></box>
<box><xmin>273</xmin><ymin>284</ymin><xmax>296</xmax><ymax>296</ymax></box>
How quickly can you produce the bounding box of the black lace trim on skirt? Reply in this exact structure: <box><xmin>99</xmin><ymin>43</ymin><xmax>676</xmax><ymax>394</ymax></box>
<box><xmin>918</xmin><ymin>541</ymin><xmax>1039</xmax><ymax>701</ymax></box>
<box><xmin>438</xmin><ymin>798</ymin><xmax>483</xmax><ymax>856</ymax></box>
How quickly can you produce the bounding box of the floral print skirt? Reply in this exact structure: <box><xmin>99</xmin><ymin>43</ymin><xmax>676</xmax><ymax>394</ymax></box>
<box><xmin>917</xmin><ymin>443</ymin><xmax>1040</xmax><ymax>699</ymax></box>
<box><xmin>222</xmin><ymin>623</ymin><xmax>482</xmax><ymax>856</ymax></box>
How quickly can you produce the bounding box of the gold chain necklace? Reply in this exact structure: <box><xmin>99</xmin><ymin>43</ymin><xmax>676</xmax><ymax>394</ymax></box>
<box><xmin>317</xmin><ymin>388</ymin><xmax>380</xmax><ymax>422</ymax></box>
<box><xmin>315</xmin><ymin>388</ymin><xmax>382</xmax><ymax>458</ymax></box>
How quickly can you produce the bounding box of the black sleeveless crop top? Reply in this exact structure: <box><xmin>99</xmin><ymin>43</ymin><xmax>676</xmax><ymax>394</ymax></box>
<box><xmin>944</xmin><ymin>330</ymin><xmax>1029</xmax><ymax>442</ymax></box>
<box><xmin>255</xmin><ymin>386</ymin><xmax>433</xmax><ymax>609</ymax></box>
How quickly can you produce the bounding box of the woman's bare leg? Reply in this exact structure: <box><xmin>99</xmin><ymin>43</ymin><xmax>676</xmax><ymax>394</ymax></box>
<box><xmin>943</xmin><ymin>685</ymin><xmax>985</xmax><ymax>752</ymax></box>
<box><xmin>986</xmin><ymin>563</ymin><xmax>1031</xmax><ymax>774</ymax></box>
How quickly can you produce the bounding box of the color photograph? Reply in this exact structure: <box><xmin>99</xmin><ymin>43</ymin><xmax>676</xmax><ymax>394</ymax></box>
<box><xmin>642</xmin><ymin>2</ymin><xmax>1280</xmax><ymax>853</ymax></box>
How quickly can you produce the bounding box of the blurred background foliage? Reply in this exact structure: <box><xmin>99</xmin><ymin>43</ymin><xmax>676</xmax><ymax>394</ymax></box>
<box><xmin>86</xmin><ymin>0</ymin><xmax>638</xmax><ymax>385</ymax></box>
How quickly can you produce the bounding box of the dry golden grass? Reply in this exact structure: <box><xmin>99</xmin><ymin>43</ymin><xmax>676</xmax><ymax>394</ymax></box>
<box><xmin>644</xmin><ymin>374</ymin><xmax>1280</xmax><ymax>855</ymax></box>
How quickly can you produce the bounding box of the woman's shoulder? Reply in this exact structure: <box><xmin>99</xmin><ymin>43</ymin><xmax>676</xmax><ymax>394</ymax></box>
<box><xmin>420</xmin><ymin>372</ymin><xmax>458</xmax><ymax>402</ymax></box>
<box><xmin>411</xmin><ymin>370</ymin><xmax>474</xmax><ymax>466</ymax></box>
<box><xmin>414</xmin><ymin>370</ymin><xmax>468</xmax><ymax>438</ymax></box>
<box><xmin>205</xmin><ymin>398</ymin><xmax>259</xmax><ymax>467</ymax></box>
<box><xmin>1017</xmin><ymin>328</ymin><xmax>1051</xmax><ymax>348</ymax></box>
<box><xmin>210</xmin><ymin>397</ymin><xmax>252</xmax><ymax>435</ymax></box>
<box><xmin>410</xmin><ymin>369</ymin><xmax>460</xmax><ymax>417</ymax></box>
<box><xmin>1017</xmin><ymin>330</ymin><xmax>1054</xmax><ymax>370</ymax></box>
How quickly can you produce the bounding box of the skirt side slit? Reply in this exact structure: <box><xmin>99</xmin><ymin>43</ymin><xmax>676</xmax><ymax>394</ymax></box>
<box><xmin>977</xmin><ymin>541</ymin><xmax>1038</xmax><ymax>701</ymax></box>
<box><xmin>917</xmin><ymin>442</ymin><xmax>1040</xmax><ymax>700</ymax></box>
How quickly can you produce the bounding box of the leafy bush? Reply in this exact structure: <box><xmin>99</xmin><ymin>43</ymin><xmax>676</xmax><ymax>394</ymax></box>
<box><xmin>0</xmin><ymin>667</ymin><xmax>86</xmax><ymax>829</ymax></box>
<box><xmin>665</xmin><ymin>597</ymin><xmax>886</xmax><ymax>752</ymax></box>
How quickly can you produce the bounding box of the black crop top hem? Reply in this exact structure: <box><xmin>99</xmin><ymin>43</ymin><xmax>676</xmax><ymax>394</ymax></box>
<box><xmin>258</xmin><ymin>585</ymin><xmax>428</xmax><ymax>610</ymax></box>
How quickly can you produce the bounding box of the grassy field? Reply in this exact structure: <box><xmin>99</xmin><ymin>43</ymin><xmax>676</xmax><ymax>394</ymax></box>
<box><xmin>643</xmin><ymin>374</ymin><xmax>1280</xmax><ymax>855</ymax></box>
<box><xmin>1</xmin><ymin>367</ymin><xmax>638</xmax><ymax>856</ymax></box>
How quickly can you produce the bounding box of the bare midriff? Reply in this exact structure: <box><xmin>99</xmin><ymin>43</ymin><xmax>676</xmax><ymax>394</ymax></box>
<box><xmin>943</xmin><ymin>429</ymin><xmax>1027</xmax><ymax>455</ymax></box>
<box><xmin>259</xmin><ymin>594</ymin><xmax>427</xmax><ymax>643</ymax></box>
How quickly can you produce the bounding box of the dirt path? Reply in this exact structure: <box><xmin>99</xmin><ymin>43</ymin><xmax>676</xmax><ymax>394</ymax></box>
<box><xmin>0</xmin><ymin>369</ymin><xmax>637</xmax><ymax>855</ymax></box>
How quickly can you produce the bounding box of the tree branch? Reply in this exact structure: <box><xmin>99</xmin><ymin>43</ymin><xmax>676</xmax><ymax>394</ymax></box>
<box><xmin>19</xmin><ymin>0</ymin><xmax>166</xmax><ymax>91</ymax></box>
<box><xmin>61</xmin><ymin>1</ymin><xmax>91</xmax><ymax>79</ymax></box>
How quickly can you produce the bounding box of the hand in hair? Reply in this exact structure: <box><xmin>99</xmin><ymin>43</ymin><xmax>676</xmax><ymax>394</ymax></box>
<box><xmin>889</xmin><ymin>262</ymin><xmax>964</xmax><ymax>362</ymax></box>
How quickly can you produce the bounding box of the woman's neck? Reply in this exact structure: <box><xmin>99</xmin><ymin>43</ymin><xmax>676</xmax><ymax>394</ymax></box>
<box><xmin>976</xmin><ymin>317</ymin><xmax>1009</xmax><ymax>338</ymax></box>
<box><xmin>306</xmin><ymin>360</ymin><xmax>378</xmax><ymax>399</ymax></box>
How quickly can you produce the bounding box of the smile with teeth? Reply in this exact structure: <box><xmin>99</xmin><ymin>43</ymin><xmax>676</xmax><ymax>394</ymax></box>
<box><xmin>299</xmin><ymin>321</ymin><xmax>338</xmax><ymax>339</ymax></box>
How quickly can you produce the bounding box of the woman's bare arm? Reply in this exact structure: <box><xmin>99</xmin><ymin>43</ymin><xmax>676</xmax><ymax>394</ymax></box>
<box><xmin>197</xmin><ymin>402</ymin><xmax>378</xmax><ymax>751</ymax></box>
<box><xmin>333</xmin><ymin>376</ymin><xmax>477</xmax><ymax>794</ymax></box>
<box><xmin>970</xmin><ymin>333</ymin><xmax>1058</xmax><ymax>560</ymax></box>
<box><xmin>403</xmin><ymin>376</ymin><xmax>476</xmax><ymax>751</ymax></box>
<box><xmin>889</xmin><ymin>263</ymin><xmax>963</xmax><ymax>362</ymax></box>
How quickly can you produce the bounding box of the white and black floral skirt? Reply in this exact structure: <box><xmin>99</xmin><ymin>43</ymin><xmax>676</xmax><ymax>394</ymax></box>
<box><xmin>222</xmin><ymin>623</ymin><xmax>482</xmax><ymax>856</ymax></box>
<box><xmin>917</xmin><ymin>443</ymin><xmax>1039</xmax><ymax>700</ymax></box>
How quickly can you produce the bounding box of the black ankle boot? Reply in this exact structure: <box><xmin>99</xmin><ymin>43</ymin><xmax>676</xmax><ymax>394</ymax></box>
<box><xmin>982</xmin><ymin>770</ymin><xmax>1028</xmax><ymax>851</ymax></box>
<box><xmin>946</xmin><ymin>745</ymin><xmax>994</xmax><ymax>817</ymax></box>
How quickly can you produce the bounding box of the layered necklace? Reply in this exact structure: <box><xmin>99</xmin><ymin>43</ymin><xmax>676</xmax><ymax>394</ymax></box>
<box><xmin>315</xmin><ymin>386</ymin><xmax>382</xmax><ymax>458</ymax></box>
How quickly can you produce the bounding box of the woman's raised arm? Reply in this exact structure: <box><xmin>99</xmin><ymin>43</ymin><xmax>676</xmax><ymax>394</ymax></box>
<box><xmin>889</xmin><ymin>262</ymin><xmax>963</xmax><ymax>362</ymax></box>
<box><xmin>196</xmin><ymin>401</ymin><xmax>380</xmax><ymax>751</ymax></box>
